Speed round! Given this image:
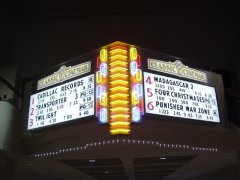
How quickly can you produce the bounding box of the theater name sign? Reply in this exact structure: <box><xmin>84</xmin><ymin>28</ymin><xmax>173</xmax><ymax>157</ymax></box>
<box><xmin>28</xmin><ymin>42</ymin><xmax>220</xmax><ymax>135</ymax></box>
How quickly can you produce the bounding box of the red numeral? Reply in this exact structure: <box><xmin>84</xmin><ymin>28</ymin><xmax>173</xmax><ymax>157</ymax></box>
<box><xmin>145</xmin><ymin>76</ymin><xmax>153</xmax><ymax>85</ymax></box>
<box><xmin>147</xmin><ymin>102</ymin><xmax>154</xmax><ymax>110</ymax></box>
<box><xmin>147</xmin><ymin>88</ymin><xmax>153</xmax><ymax>97</ymax></box>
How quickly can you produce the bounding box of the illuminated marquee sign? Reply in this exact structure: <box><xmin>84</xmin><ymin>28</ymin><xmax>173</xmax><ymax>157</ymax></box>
<box><xmin>37</xmin><ymin>61</ymin><xmax>91</xmax><ymax>90</ymax></box>
<box><xmin>28</xmin><ymin>41</ymin><xmax>221</xmax><ymax>134</ymax></box>
<box><xmin>96</xmin><ymin>42</ymin><xmax>144</xmax><ymax>135</ymax></box>
<box><xmin>144</xmin><ymin>72</ymin><xmax>220</xmax><ymax>122</ymax></box>
<box><xmin>148</xmin><ymin>59</ymin><xmax>207</xmax><ymax>83</ymax></box>
<box><xmin>28</xmin><ymin>73</ymin><xmax>94</xmax><ymax>130</ymax></box>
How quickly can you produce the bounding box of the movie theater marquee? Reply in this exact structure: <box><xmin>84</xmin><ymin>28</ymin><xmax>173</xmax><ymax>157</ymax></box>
<box><xmin>27</xmin><ymin>43</ymin><xmax>221</xmax><ymax>133</ymax></box>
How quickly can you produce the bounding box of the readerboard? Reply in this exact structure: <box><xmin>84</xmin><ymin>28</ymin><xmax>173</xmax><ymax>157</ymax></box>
<box><xmin>144</xmin><ymin>72</ymin><xmax>220</xmax><ymax>123</ymax></box>
<box><xmin>28</xmin><ymin>74</ymin><xmax>94</xmax><ymax>130</ymax></box>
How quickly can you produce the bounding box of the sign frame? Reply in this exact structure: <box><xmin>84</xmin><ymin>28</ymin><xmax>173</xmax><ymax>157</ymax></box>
<box><xmin>138</xmin><ymin>48</ymin><xmax>221</xmax><ymax>126</ymax></box>
<box><xmin>27</xmin><ymin>51</ymin><xmax>98</xmax><ymax>132</ymax></box>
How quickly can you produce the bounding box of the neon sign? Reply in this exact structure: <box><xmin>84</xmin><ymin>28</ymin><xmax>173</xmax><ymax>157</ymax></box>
<box><xmin>96</xmin><ymin>42</ymin><xmax>144</xmax><ymax>135</ymax></box>
<box><xmin>28</xmin><ymin>41</ymin><xmax>220</xmax><ymax>134</ymax></box>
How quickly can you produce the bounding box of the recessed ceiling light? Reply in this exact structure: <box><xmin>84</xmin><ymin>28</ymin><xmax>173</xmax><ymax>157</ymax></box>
<box><xmin>89</xmin><ymin>159</ymin><xmax>96</xmax><ymax>163</ymax></box>
<box><xmin>104</xmin><ymin>171</ymin><xmax>109</xmax><ymax>174</ymax></box>
<box><xmin>159</xmin><ymin>157</ymin><xmax>166</xmax><ymax>160</ymax></box>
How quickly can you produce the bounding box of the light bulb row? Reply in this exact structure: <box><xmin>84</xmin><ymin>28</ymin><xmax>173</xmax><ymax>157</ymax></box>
<box><xmin>33</xmin><ymin>138</ymin><xmax>219</xmax><ymax>158</ymax></box>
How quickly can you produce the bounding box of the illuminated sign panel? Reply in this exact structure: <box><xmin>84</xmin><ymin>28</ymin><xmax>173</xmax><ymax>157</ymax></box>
<box><xmin>28</xmin><ymin>41</ymin><xmax>222</xmax><ymax>134</ymax></box>
<box><xmin>28</xmin><ymin>74</ymin><xmax>94</xmax><ymax>130</ymax></box>
<box><xmin>144</xmin><ymin>72</ymin><xmax>220</xmax><ymax>123</ymax></box>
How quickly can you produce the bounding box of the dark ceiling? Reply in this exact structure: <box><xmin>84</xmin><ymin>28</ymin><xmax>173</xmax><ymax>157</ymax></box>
<box><xmin>0</xmin><ymin>0</ymin><xmax>239</xmax><ymax>80</ymax></box>
<box><xmin>2</xmin><ymin>0</ymin><xmax>239</xmax><ymax>18</ymax></box>
<box><xmin>60</xmin><ymin>155</ymin><xmax>196</xmax><ymax>180</ymax></box>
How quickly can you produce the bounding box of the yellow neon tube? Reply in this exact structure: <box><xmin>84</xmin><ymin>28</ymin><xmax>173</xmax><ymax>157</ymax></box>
<box><xmin>110</xmin><ymin>124</ymin><xmax>130</xmax><ymax>128</ymax></box>
<box><xmin>109</xmin><ymin>87</ymin><xmax>129</xmax><ymax>91</ymax></box>
<box><xmin>109</xmin><ymin>61</ymin><xmax>128</xmax><ymax>66</ymax></box>
<box><xmin>100</xmin><ymin>93</ymin><xmax>108</xmax><ymax>106</ymax></box>
<box><xmin>109</xmin><ymin>107</ymin><xmax>129</xmax><ymax>111</ymax></box>
<box><xmin>110</xmin><ymin>114</ymin><xmax>130</xmax><ymax>118</ymax></box>
<box><xmin>111</xmin><ymin>125</ymin><xmax>130</xmax><ymax>130</ymax></box>
<box><xmin>109</xmin><ymin>100</ymin><xmax>129</xmax><ymax>105</ymax></box>
<box><xmin>110</xmin><ymin>122</ymin><xmax>130</xmax><ymax>126</ymax></box>
<box><xmin>109</xmin><ymin>85</ymin><xmax>129</xmax><ymax>90</ymax></box>
<box><xmin>109</xmin><ymin>73</ymin><xmax>128</xmax><ymax>78</ymax></box>
<box><xmin>107</xmin><ymin>44</ymin><xmax>131</xmax><ymax>135</ymax></box>
<box><xmin>109</xmin><ymin>67</ymin><xmax>128</xmax><ymax>73</ymax></box>
<box><xmin>100</xmin><ymin>49</ymin><xmax>108</xmax><ymax>62</ymax></box>
<box><xmin>130</xmin><ymin>47</ymin><xmax>137</xmax><ymax>61</ymax></box>
<box><xmin>96</xmin><ymin>71</ymin><xmax>102</xmax><ymax>83</ymax></box>
<box><xmin>110</xmin><ymin>93</ymin><xmax>128</xmax><ymax>101</ymax></box>
<box><xmin>136</xmin><ymin>69</ymin><xmax>142</xmax><ymax>82</ymax></box>
<box><xmin>110</xmin><ymin>129</ymin><xmax>130</xmax><ymax>135</ymax></box>
<box><xmin>109</xmin><ymin>118</ymin><xmax>130</xmax><ymax>122</ymax></box>
<box><xmin>109</xmin><ymin>49</ymin><xmax>127</xmax><ymax>54</ymax></box>
<box><xmin>109</xmin><ymin>94</ymin><xmax>129</xmax><ymax>98</ymax></box>
<box><xmin>109</xmin><ymin>45</ymin><xmax>127</xmax><ymax>50</ymax></box>
<box><xmin>109</xmin><ymin>55</ymin><xmax>128</xmax><ymax>60</ymax></box>
<box><xmin>109</xmin><ymin>80</ymin><xmax>129</xmax><ymax>85</ymax></box>
<box><xmin>131</xmin><ymin>92</ymin><xmax>139</xmax><ymax>105</ymax></box>
<box><xmin>110</xmin><ymin>111</ymin><xmax>129</xmax><ymax>115</ymax></box>
<box><xmin>110</xmin><ymin>97</ymin><xmax>128</xmax><ymax>101</ymax></box>
<box><xmin>109</xmin><ymin>105</ymin><xmax>130</xmax><ymax>109</ymax></box>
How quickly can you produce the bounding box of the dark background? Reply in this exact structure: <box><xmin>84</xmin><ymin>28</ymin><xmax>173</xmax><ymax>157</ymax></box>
<box><xmin>0</xmin><ymin>2</ymin><xmax>239</xmax><ymax>179</ymax></box>
<box><xmin>1</xmin><ymin>0</ymin><xmax>239</xmax><ymax>89</ymax></box>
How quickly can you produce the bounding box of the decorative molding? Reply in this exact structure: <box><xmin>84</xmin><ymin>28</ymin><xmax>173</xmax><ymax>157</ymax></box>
<box><xmin>37</xmin><ymin>61</ymin><xmax>91</xmax><ymax>90</ymax></box>
<box><xmin>148</xmin><ymin>59</ymin><xmax>207</xmax><ymax>83</ymax></box>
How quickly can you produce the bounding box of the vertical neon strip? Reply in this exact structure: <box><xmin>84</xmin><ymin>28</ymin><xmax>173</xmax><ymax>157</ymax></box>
<box><xmin>96</xmin><ymin>49</ymin><xmax>108</xmax><ymax>124</ymax></box>
<box><xmin>96</xmin><ymin>43</ymin><xmax>144</xmax><ymax>135</ymax></box>
<box><xmin>129</xmin><ymin>47</ymin><xmax>144</xmax><ymax>123</ymax></box>
<box><xmin>109</xmin><ymin>45</ymin><xmax>130</xmax><ymax>135</ymax></box>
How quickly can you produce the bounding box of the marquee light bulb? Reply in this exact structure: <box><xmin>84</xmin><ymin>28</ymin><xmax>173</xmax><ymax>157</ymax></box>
<box><xmin>100</xmin><ymin>108</ymin><xmax>108</xmax><ymax>123</ymax></box>
<box><xmin>136</xmin><ymin>69</ymin><xmax>142</xmax><ymax>82</ymax></box>
<box><xmin>132</xmin><ymin>107</ymin><xmax>140</xmax><ymax>122</ymax></box>
<box><xmin>100</xmin><ymin>93</ymin><xmax>107</xmax><ymax>106</ymax></box>
<box><xmin>137</xmin><ymin>84</ymin><xmax>143</xmax><ymax>96</ymax></box>
<box><xmin>96</xmin><ymin>71</ymin><xmax>103</xmax><ymax>83</ymax></box>
<box><xmin>33</xmin><ymin>138</ymin><xmax>219</xmax><ymax>158</ymax></box>
<box><xmin>130</xmin><ymin>61</ymin><xmax>138</xmax><ymax>75</ymax></box>
<box><xmin>129</xmin><ymin>47</ymin><xmax>137</xmax><ymax>61</ymax></box>
<box><xmin>132</xmin><ymin>92</ymin><xmax>139</xmax><ymax>105</ymax></box>
<box><xmin>100</xmin><ymin>49</ymin><xmax>108</xmax><ymax>62</ymax></box>
<box><xmin>100</xmin><ymin>63</ymin><xmax>107</xmax><ymax>76</ymax></box>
